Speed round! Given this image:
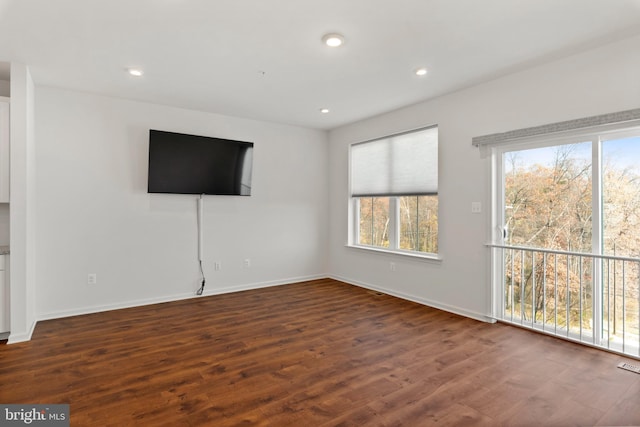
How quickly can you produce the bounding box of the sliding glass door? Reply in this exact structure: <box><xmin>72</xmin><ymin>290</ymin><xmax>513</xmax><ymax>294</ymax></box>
<box><xmin>493</xmin><ymin>128</ymin><xmax>640</xmax><ymax>357</ymax></box>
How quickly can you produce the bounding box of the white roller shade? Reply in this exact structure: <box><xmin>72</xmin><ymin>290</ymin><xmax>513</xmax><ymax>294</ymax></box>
<box><xmin>351</xmin><ymin>126</ymin><xmax>438</xmax><ymax>197</ymax></box>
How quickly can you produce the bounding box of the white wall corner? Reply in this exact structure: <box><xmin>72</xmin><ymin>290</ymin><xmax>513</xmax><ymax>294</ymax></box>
<box><xmin>8</xmin><ymin>62</ymin><xmax>37</xmax><ymax>342</ymax></box>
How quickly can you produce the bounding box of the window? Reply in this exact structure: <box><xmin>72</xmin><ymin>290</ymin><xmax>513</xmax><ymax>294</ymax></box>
<box><xmin>500</xmin><ymin>132</ymin><xmax>640</xmax><ymax>346</ymax></box>
<box><xmin>476</xmin><ymin>108</ymin><xmax>640</xmax><ymax>358</ymax></box>
<box><xmin>399</xmin><ymin>195</ymin><xmax>438</xmax><ymax>253</ymax></box>
<box><xmin>504</xmin><ymin>141</ymin><xmax>593</xmax><ymax>253</ymax></box>
<box><xmin>350</xmin><ymin>126</ymin><xmax>438</xmax><ymax>256</ymax></box>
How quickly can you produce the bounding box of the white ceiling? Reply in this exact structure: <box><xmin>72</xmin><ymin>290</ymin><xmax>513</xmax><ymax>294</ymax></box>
<box><xmin>1</xmin><ymin>0</ymin><xmax>639</xmax><ymax>130</ymax></box>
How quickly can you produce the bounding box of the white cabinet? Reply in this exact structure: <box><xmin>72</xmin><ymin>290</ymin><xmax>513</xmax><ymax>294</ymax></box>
<box><xmin>0</xmin><ymin>254</ymin><xmax>7</xmax><ymax>334</ymax></box>
<box><xmin>0</xmin><ymin>97</ymin><xmax>8</xmax><ymax>203</ymax></box>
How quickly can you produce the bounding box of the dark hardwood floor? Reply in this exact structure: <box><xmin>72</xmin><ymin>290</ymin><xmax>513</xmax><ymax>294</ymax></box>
<box><xmin>1</xmin><ymin>278</ymin><xmax>639</xmax><ymax>426</ymax></box>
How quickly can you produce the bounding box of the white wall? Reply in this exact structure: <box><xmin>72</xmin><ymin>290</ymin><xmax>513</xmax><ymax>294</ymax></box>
<box><xmin>35</xmin><ymin>88</ymin><xmax>329</xmax><ymax>319</ymax></box>
<box><xmin>0</xmin><ymin>80</ymin><xmax>9</xmax><ymax>97</ymax></box>
<box><xmin>328</xmin><ymin>35</ymin><xmax>640</xmax><ymax>321</ymax></box>
<box><xmin>0</xmin><ymin>204</ymin><xmax>9</xmax><ymax>245</ymax></box>
<box><xmin>0</xmin><ymin>82</ymin><xmax>10</xmax><ymax>242</ymax></box>
<box><xmin>9</xmin><ymin>62</ymin><xmax>37</xmax><ymax>342</ymax></box>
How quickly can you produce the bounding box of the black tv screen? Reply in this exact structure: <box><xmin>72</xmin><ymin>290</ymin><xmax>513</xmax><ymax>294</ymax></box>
<box><xmin>148</xmin><ymin>130</ymin><xmax>254</xmax><ymax>195</ymax></box>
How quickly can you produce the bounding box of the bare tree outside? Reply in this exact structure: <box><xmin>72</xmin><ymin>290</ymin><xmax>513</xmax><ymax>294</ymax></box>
<box><xmin>503</xmin><ymin>136</ymin><xmax>640</xmax><ymax>347</ymax></box>
<box><xmin>358</xmin><ymin>195</ymin><xmax>438</xmax><ymax>254</ymax></box>
<box><xmin>358</xmin><ymin>197</ymin><xmax>390</xmax><ymax>248</ymax></box>
<box><xmin>399</xmin><ymin>195</ymin><xmax>438</xmax><ymax>254</ymax></box>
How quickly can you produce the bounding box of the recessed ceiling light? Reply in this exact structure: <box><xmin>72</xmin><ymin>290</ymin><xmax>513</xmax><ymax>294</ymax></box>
<box><xmin>128</xmin><ymin>68</ymin><xmax>144</xmax><ymax>77</ymax></box>
<box><xmin>320</xmin><ymin>108</ymin><xmax>330</xmax><ymax>114</ymax></box>
<box><xmin>415</xmin><ymin>68</ymin><xmax>428</xmax><ymax>76</ymax></box>
<box><xmin>322</xmin><ymin>33</ymin><xmax>345</xmax><ymax>47</ymax></box>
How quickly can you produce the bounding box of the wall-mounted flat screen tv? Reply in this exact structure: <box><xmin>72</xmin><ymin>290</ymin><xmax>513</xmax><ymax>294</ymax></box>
<box><xmin>148</xmin><ymin>130</ymin><xmax>254</xmax><ymax>196</ymax></box>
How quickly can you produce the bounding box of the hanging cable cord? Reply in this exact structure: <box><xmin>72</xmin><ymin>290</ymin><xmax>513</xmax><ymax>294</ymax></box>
<box><xmin>196</xmin><ymin>194</ymin><xmax>206</xmax><ymax>295</ymax></box>
<box><xmin>196</xmin><ymin>259</ymin><xmax>206</xmax><ymax>295</ymax></box>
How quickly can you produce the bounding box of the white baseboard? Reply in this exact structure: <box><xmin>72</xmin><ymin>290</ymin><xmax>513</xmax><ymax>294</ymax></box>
<box><xmin>7</xmin><ymin>319</ymin><xmax>37</xmax><ymax>344</ymax></box>
<box><xmin>329</xmin><ymin>274</ymin><xmax>495</xmax><ymax>324</ymax></box>
<box><xmin>36</xmin><ymin>274</ymin><xmax>327</xmax><ymax>323</ymax></box>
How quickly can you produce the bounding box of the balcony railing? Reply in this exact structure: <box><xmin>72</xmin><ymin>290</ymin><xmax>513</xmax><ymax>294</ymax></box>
<box><xmin>489</xmin><ymin>244</ymin><xmax>640</xmax><ymax>359</ymax></box>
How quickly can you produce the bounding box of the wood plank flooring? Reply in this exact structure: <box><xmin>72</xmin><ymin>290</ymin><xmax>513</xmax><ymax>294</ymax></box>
<box><xmin>1</xmin><ymin>278</ymin><xmax>639</xmax><ymax>426</ymax></box>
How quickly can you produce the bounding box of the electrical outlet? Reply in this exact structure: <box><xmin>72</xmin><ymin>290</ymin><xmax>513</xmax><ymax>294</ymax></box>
<box><xmin>214</xmin><ymin>262</ymin><xmax>221</xmax><ymax>271</ymax></box>
<box><xmin>389</xmin><ymin>262</ymin><xmax>396</xmax><ymax>272</ymax></box>
<box><xmin>244</xmin><ymin>259</ymin><xmax>251</xmax><ymax>268</ymax></box>
<box><xmin>88</xmin><ymin>273</ymin><xmax>97</xmax><ymax>285</ymax></box>
<box><xmin>471</xmin><ymin>201</ymin><xmax>482</xmax><ymax>214</ymax></box>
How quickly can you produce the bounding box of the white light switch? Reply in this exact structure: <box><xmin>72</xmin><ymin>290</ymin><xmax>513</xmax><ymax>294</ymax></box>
<box><xmin>471</xmin><ymin>202</ymin><xmax>482</xmax><ymax>214</ymax></box>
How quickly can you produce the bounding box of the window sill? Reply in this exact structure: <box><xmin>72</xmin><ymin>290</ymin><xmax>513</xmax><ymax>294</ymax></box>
<box><xmin>345</xmin><ymin>244</ymin><xmax>442</xmax><ymax>263</ymax></box>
